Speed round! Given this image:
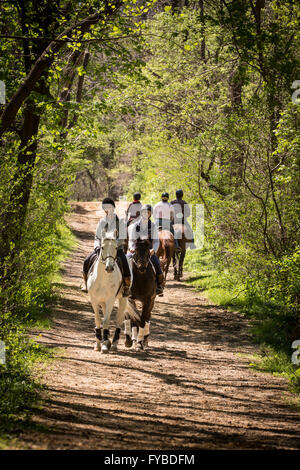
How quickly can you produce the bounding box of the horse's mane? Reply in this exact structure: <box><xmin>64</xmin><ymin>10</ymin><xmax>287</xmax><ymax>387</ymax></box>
<box><xmin>136</xmin><ymin>238</ymin><xmax>151</xmax><ymax>253</ymax></box>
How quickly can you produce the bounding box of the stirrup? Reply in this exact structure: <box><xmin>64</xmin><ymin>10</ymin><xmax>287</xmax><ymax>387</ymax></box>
<box><xmin>156</xmin><ymin>285</ymin><xmax>164</xmax><ymax>296</ymax></box>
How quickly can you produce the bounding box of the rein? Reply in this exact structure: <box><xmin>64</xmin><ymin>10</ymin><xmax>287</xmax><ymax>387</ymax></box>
<box><xmin>100</xmin><ymin>252</ymin><xmax>117</xmax><ymax>264</ymax></box>
<box><xmin>132</xmin><ymin>255</ymin><xmax>151</xmax><ymax>271</ymax></box>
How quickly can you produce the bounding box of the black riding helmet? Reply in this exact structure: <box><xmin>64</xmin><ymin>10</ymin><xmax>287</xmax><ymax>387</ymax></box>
<box><xmin>176</xmin><ymin>189</ymin><xmax>183</xmax><ymax>199</ymax></box>
<box><xmin>133</xmin><ymin>192</ymin><xmax>141</xmax><ymax>200</ymax></box>
<box><xmin>161</xmin><ymin>192</ymin><xmax>169</xmax><ymax>199</ymax></box>
<box><xmin>102</xmin><ymin>197</ymin><xmax>115</xmax><ymax>208</ymax></box>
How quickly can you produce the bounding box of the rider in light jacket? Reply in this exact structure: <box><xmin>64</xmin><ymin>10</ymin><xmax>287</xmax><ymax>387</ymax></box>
<box><xmin>153</xmin><ymin>192</ymin><xmax>181</xmax><ymax>252</ymax></box>
<box><xmin>82</xmin><ymin>197</ymin><xmax>131</xmax><ymax>295</ymax></box>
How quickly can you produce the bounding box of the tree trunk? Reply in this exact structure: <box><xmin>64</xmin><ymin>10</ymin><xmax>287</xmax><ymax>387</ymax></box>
<box><xmin>1</xmin><ymin>99</ymin><xmax>40</xmax><ymax>269</ymax></box>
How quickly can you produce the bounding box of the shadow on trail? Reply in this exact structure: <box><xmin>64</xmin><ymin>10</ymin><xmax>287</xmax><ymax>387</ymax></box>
<box><xmin>70</xmin><ymin>228</ymin><xmax>94</xmax><ymax>241</ymax></box>
<box><xmin>27</xmin><ymin>204</ymin><xmax>299</xmax><ymax>451</ymax></box>
<box><xmin>30</xmin><ymin>371</ymin><xmax>300</xmax><ymax>450</ymax></box>
<box><xmin>49</xmin><ymin>282</ymin><xmax>252</xmax><ymax>354</ymax></box>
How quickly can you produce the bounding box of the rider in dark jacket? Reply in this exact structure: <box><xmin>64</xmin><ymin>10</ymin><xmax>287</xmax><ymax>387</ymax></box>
<box><xmin>171</xmin><ymin>189</ymin><xmax>196</xmax><ymax>248</ymax></box>
<box><xmin>128</xmin><ymin>204</ymin><xmax>165</xmax><ymax>295</ymax></box>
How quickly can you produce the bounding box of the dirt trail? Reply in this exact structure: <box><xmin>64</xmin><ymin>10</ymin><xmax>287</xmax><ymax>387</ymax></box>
<box><xmin>17</xmin><ymin>202</ymin><xmax>299</xmax><ymax>450</ymax></box>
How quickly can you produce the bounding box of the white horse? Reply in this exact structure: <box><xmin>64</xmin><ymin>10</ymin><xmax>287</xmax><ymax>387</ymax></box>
<box><xmin>87</xmin><ymin>232</ymin><xmax>138</xmax><ymax>353</ymax></box>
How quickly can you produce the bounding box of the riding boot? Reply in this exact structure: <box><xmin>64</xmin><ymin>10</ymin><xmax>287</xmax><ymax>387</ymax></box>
<box><xmin>123</xmin><ymin>276</ymin><xmax>131</xmax><ymax>297</ymax></box>
<box><xmin>81</xmin><ymin>272</ymin><xmax>88</xmax><ymax>293</ymax></box>
<box><xmin>156</xmin><ymin>273</ymin><xmax>164</xmax><ymax>296</ymax></box>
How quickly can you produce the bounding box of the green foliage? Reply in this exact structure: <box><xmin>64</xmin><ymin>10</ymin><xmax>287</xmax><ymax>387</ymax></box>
<box><xmin>0</xmin><ymin>0</ymin><xmax>157</xmax><ymax>445</ymax></box>
<box><xmin>0</xmin><ymin>0</ymin><xmax>299</xmax><ymax>441</ymax></box>
<box><xmin>101</xmin><ymin>4</ymin><xmax>299</xmax><ymax>320</ymax></box>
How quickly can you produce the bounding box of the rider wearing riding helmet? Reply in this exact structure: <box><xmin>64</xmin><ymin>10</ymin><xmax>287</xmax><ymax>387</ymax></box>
<box><xmin>128</xmin><ymin>204</ymin><xmax>165</xmax><ymax>295</ymax></box>
<box><xmin>126</xmin><ymin>192</ymin><xmax>142</xmax><ymax>226</ymax></box>
<box><xmin>82</xmin><ymin>197</ymin><xmax>131</xmax><ymax>296</ymax></box>
<box><xmin>153</xmin><ymin>192</ymin><xmax>181</xmax><ymax>252</ymax></box>
<box><xmin>171</xmin><ymin>189</ymin><xmax>196</xmax><ymax>249</ymax></box>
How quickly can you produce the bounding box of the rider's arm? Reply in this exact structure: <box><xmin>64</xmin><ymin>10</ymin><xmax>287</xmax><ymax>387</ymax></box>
<box><xmin>127</xmin><ymin>223</ymin><xmax>136</xmax><ymax>252</ymax></box>
<box><xmin>94</xmin><ymin>219</ymin><xmax>104</xmax><ymax>249</ymax></box>
<box><xmin>152</xmin><ymin>223</ymin><xmax>160</xmax><ymax>253</ymax></box>
<box><xmin>126</xmin><ymin>202</ymin><xmax>132</xmax><ymax>217</ymax></box>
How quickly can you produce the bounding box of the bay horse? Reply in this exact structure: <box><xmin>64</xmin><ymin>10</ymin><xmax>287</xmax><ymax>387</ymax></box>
<box><xmin>156</xmin><ymin>229</ymin><xmax>175</xmax><ymax>284</ymax></box>
<box><xmin>172</xmin><ymin>224</ymin><xmax>188</xmax><ymax>280</ymax></box>
<box><xmin>87</xmin><ymin>232</ymin><xmax>138</xmax><ymax>353</ymax></box>
<box><xmin>124</xmin><ymin>239</ymin><xmax>156</xmax><ymax>351</ymax></box>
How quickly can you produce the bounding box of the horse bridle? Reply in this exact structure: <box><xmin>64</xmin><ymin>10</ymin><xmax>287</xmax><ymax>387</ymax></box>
<box><xmin>99</xmin><ymin>240</ymin><xmax>117</xmax><ymax>265</ymax></box>
<box><xmin>132</xmin><ymin>246</ymin><xmax>151</xmax><ymax>272</ymax></box>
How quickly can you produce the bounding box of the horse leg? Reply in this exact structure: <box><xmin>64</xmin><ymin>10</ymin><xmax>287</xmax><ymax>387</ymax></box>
<box><xmin>165</xmin><ymin>257</ymin><xmax>171</xmax><ymax>282</ymax></box>
<box><xmin>91</xmin><ymin>300</ymin><xmax>102</xmax><ymax>351</ymax></box>
<box><xmin>124</xmin><ymin>318</ymin><xmax>133</xmax><ymax>348</ymax></box>
<box><xmin>143</xmin><ymin>320</ymin><xmax>151</xmax><ymax>348</ymax></box>
<box><xmin>132</xmin><ymin>323</ymin><xmax>138</xmax><ymax>347</ymax></box>
<box><xmin>179</xmin><ymin>250</ymin><xmax>186</xmax><ymax>279</ymax></box>
<box><xmin>135</xmin><ymin>306</ymin><xmax>146</xmax><ymax>351</ymax></box>
<box><xmin>111</xmin><ymin>296</ymin><xmax>127</xmax><ymax>351</ymax></box>
<box><xmin>111</xmin><ymin>328</ymin><xmax>121</xmax><ymax>352</ymax></box>
<box><xmin>173</xmin><ymin>253</ymin><xmax>178</xmax><ymax>280</ymax></box>
<box><xmin>136</xmin><ymin>298</ymin><xmax>154</xmax><ymax>351</ymax></box>
<box><xmin>101</xmin><ymin>299</ymin><xmax>114</xmax><ymax>354</ymax></box>
<box><xmin>143</xmin><ymin>296</ymin><xmax>155</xmax><ymax>349</ymax></box>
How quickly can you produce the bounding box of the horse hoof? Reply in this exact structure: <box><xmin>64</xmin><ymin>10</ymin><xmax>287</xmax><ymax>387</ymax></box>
<box><xmin>94</xmin><ymin>342</ymin><xmax>101</xmax><ymax>352</ymax></box>
<box><xmin>143</xmin><ymin>337</ymin><xmax>149</xmax><ymax>348</ymax></box>
<box><xmin>101</xmin><ymin>340</ymin><xmax>111</xmax><ymax>353</ymax></box>
<box><xmin>125</xmin><ymin>335</ymin><xmax>133</xmax><ymax>348</ymax></box>
<box><xmin>135</xmin><ymin>341</ymin><xmax>143</xmax><ymax>351</ymax></box>
<box><xmin>111</xmin><ymin>341</ymin><xmax>118</xmax><ymax>352</ymax></box>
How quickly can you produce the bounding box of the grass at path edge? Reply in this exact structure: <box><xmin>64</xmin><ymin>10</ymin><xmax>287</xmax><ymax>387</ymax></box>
<box><xmin>184</xmin><ymin>249</ymin><xmax>300</xmax><ymax>403</ymax></box>
<box><xmin>0</xmin><ymin>221</ymin><xmax>77</xmax><ymax>448</ymax></box>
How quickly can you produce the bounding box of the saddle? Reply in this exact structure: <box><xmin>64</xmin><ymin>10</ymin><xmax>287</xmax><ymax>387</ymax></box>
<box><xmin>87</xmin><ymin>247</ymin><xmax>100</xmax><ymax>275</ymax></box>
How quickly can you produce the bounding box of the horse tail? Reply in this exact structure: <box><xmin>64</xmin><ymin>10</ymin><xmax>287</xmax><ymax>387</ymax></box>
<box><xmin>164</xmin><ymin>239</ymin><xmax>171</xmax><ymax>260</ymax></box>
<box><xmin>125</xmin><ymin>298</ymin><xmax>141</xmax><ymax>325</ymax></box>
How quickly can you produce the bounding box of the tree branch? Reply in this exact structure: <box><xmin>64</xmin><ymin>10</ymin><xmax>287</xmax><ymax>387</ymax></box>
<box><xmin>0</xmin><ymin>3</ymin><xmax>122</xmax><ymax>137</ymax></box>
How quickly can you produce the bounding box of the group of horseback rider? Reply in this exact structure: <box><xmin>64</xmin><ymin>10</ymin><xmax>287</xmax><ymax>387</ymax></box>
<box><xmin>82</xmin><ymin>189</ymin><xmax>195</xmax><ymax>297</ymax></box>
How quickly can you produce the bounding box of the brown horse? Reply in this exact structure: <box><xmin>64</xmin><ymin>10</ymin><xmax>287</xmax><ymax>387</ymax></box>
<box><xmin>156</xmin><ymin>229</ymin><xmax>175</xmax><ymax>283</ymax></box>
<box><xmin>124</xmin><ymin>239</ymin><xmax>156</xmax><ymax>351</ymax></box>
<box><xmin>172</xmin><ymin>224</ymin><xmax>188</xmax><ymax>280</ymax></box>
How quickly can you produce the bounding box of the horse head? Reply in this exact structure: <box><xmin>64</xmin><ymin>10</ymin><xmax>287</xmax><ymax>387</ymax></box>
<box><xmin>101</xmin><ymin>232</ymin><xmax>118</xmax><ymax>273</ymax></box>
<box><xmin>134</xmin><ymin>238</ymin><xmax>151</xmax><ymax>273</ymax></box>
